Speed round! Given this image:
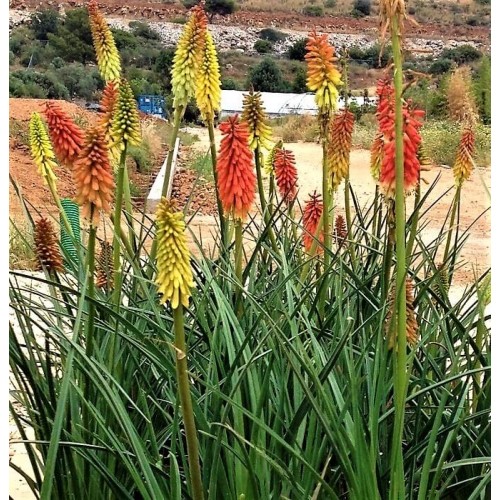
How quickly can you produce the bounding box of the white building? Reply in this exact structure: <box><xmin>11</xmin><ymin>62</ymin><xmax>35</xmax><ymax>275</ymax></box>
<box><xmin>219</xmin><ymin>90</ymin><xmax>376</xmax><ymax>118</ymax></box>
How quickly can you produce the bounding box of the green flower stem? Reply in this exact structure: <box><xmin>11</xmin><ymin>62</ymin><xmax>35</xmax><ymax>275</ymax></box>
<box><xmin>207</xmin><ymin>119</ymin><xmax>226</xmax><ymax>248</ymax></box>
<box><xmin>234</xmin><ymin>218</ymin><xmax>244</xmax><ymax>315</ymax></box>
<box><xmin>112</xmin><ymin>148</ymin><xmax>128</xmax><ymax>306</ymax></box>
<box><xmin>173</xmin><ymin>306</ymin><xmax>205</xmax><ymax>500</ymax></box>
<box><xmin>344</xmin><ymin>174</ymin><xmax>356</xmax><ymax>264</ymax></box>
<box><xmin>443</xmin><ymin>184</ymin><xmax>461</xmax><ymax>269</ymax></box>
<box><xmin>85</xmin><ymin>221</ymin><xmax>97</xmax><ymax>358</ymax></box>
<box><xmin>319</xmin><ymin>136</ymin><xmax>331</xmax><ymax>313</ymax></box>
<box><xmin>406</xmin><ymin>181</ymin><xmax>421</xmax><ymax>264</ymax></box>
<box><xmin>389</xmin><ymin>13</ymin><xmax>409</xmax><ymax>500</ymax></box>
<box><xmin>122</xmin><ymin>163</ymin><xmax>137</xmax><ymax>254</ymax></box>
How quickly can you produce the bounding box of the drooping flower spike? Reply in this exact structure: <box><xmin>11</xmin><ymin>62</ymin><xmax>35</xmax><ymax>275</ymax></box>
<box><xmin>111</xmin><ymin>78</ymin><xmax>141</xmax><ymax>151</ymax></box>
<box><xmin>305</xmin><ymin>32</ymin><xmax>343</xmax><ymax>113</ymax></box>
<box><xmin>303</xmin><ymin>191</ymin><xmax>324</xmax><ymax>254</ymax></box>
<box><xmin>195</xmin><ymin>30</ymin><xmax>221</xmax><ymax>123</ymax></box>
<box><xmin>453</xmin><ymin>127</ymin><xmax>475</xmax><ymax>186</ymax></box>
<box><xmin>73</xmin><ymin>126</ymin><xmax>115</xmax><ymax>226</ymax></box>
<box><xmin>327</xmin><ymin>109</ymin><xmax>355</xmax><ymax>191</ymax></box>
<box><xmin>43</xmin><ymin>102</ymin><xmax>84</xmax><ymax>167</ymax></box>
<box><xmin>29</xmin><ymin>112</ymin><xmax>58</xmax><ymax>185</ymax></box>
<box><xmin>274</xmin><ymin>149</ymin><xmax>298</xmax><ymax>204</ymax></box>
<box><xmin>216</xmin><ymin>115</ymin><xmax>256</xmax><ymax>220</ymax></box>
<box><xmin>171</xmin><ymin>2</ymin><xmax>208</xmax><ymax>108</ymax></box>
<box><xmin>155</xmin><ymin>198</ymin><xmax>194</xmax><ymax>309</ymax></box>
<box><xmin>34</xmin><ymin>218</ymin><xmax>64</xmax><ymax>273</ymax></box>
<box><xmin>241</xmin><ymin>89</ymin><xmax>273</xmax><ymax>151</ymax></box>
<box><xmin>88</xmin><ymin>0</ymin><xmax>121</xmax><ymax>82</ymax></box>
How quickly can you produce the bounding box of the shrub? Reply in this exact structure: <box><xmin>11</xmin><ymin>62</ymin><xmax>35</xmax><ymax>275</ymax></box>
<box><xmin>129</xmin><ymin>21</ymin><xmax>161</xmax><ymax>41</ymax></box>
<box><xmin>254</xmin><ymin>39</ymin><xmax>273</xmax><ymax>54</ymax></box>
<box><xmin>429</xmin><ymin>58</ymin><xmax>453</xmax><ymax>75</ymax></box>
<box><xmin>474</xmin><ymin>56</ymin><xmax>491</xmax><ymax>125</ymax></box>
<box><xmin>171</xmin><ymin>15</ymin><xmax>187</xmax><ymax>24</ymax></box>
<box><xmin>112</xmin><ymin>28</ymin><xmax>139</xmax><ymax>50</ymax></box>
<box><xmin>348</xmin><ymin>44</ymin><xmax>391</xmax><ymax>68</ymax></box>
<box><xmin>30</xmin><ymin>9</ymin><xmax>61</xmax><ymax>40</ymax></box>
<box><xmin>352</xmin><ymin>0</ymin><xmax>371</xmax><ymax>16</ymax></box>
<box><xmin>248</xmin><ymin>58</ymin><xmax>287</xmax><ymax>93</ymax></box>
<box><xmin>9</xmin><ymin>70</ymin><xmax>69</xmax><ymax>99</ymax></box>
<box><xmin>258</xmin><ymin>28</ymin><xmax>286</xmax><ymax>42</ymax></box>
<box><xmin>9</xmin><ymin>27</ymin><xmax>33</xmax><ymax>56</ymax></box>
<box><xmin>441</xmin><ymin>44</ymin><xmax>482</xmax><ymax>65</ymax></box>
<box><xmin>288</xmin><ymin>38</ymin><xmax>308</xmax><ymax>61</ymax></box>
<box><xmin>292</xmin><ymin>66</ymin><xmax>308</xmax><ymax>93</ymax></box>
<box><xmin>303</xmin><ymin>5</ymin><xmax>324</xmax><ymax>17</ymax></box>
<box><xmin>221</xmin><ymin>77</ymin><xmax>238</xmax><ymax>90</ymax></box>
<box><xmin>325</xmin><ymin>0</ymin><xmax>337</xmax><ymax>8</ymax></box>
<box><xmin>9</xmin><ymin>51</ymin><xmax>15</xmax><ymax>66</ymax></box>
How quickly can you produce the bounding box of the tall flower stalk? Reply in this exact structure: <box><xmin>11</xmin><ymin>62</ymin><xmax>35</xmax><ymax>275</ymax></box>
<box><xmin>154</xmin><ymin>198</ymin><xmax>203</xmax><ymax>500</ymax></box>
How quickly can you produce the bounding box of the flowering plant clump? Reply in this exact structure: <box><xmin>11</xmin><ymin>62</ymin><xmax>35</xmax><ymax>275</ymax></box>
<box><xmin>43</xmin><ymin>102</ymin><xmax>84</xmax><ymax>167</ymax></box>
<box><xmin>303</xmin><ymin>191</ymin><xmax>324</xmax><ymax>254</ymax></box>
<box><xmin>171</xmin><ymin>3</ymin><xmax>208</xmax><ymax>108</ymax></box>
<box><xmin>327</xmin><ymin>109</ymin><xmax>355</xmax><ymax>191</ymax></box>
<box><xmin>29</xmin><ymin>112</ymin><xmax>58</xmax><ymax>185</ymax></box>
<box><xmin>88</xmin><ymin>0</ymin><xmax>121</xmax><ymax>82</ymax></box>
<box><xmin>155</xmin><ymin>198</ymin><xmax>194</xmax><ymax>309</ymax></box>
<box><xmin>241</xmin><ymin>89</ymin><xmax>273</xmax><ymax>151</ymax></box>
<box><xmin>73</xmin><ymin>126</ymin><xmax>115</xmax><ymax>226</ymax></box>
<box><xmin>216</xmin><ymin>115</ymin><xmax>256</xmax><ymax>220</ymax></box>
<box><xmin>274</xmin><ymin>149</ymin><xmax>298</xmax><ymax>204</ymax></box>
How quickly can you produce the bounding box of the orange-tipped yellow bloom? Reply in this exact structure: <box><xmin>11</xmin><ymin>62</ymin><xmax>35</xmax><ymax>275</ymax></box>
<box><xmin>370</xmin><ymin>133</ymin><xmax>384</xmax><ymax>182</ymax></box>
<box><xmin>453</xmin><ymin>127</ymin><xmax>475</xmax><ymax>186</ymax></box>
<box><xmin>303</xmin><ymin>191</ymin><xmax>324</xmax><ymax>254</ymax></box>
<box><xmin>88</xmin><ymin>0</ymin><xmax>121</xmax><ymax>82</ymax></box>
<box><xmin>305</xmin><ymin>32</ymin><xmax>343</xmax><ymax>113</ymax></box>
<box><xmin>274</xmin><ymin>149</ymin><xmax>298</xmax><ymax>204</ymax></box>
<box><xmin>171</xmin><ymin>3</ymin><xmax>208</xmax><ymax>108</ymax></box>
<box><xmin>43</xmin><ymin>101</ymin><xmax>84</xmax><ymax>167</ymax></box>
<box><xmin>34</xmin><ymin>218</ymin><xmax>64</xmax><ymax>273</ymax></box>
<box><xmin>99</xmin><ymin>80</ymin><xmax>118</xmax><ymax>135</ymax></box>
<box><xmin>111</xmin><ymin>78</ymin><xmax>141</xmax><ymax>150</ymax></box>
<box><xmin>195</xmin><ymin>30</ymin><xmax>221</xmax><ymax>123</ymax></box>
<box><xmin>263</xmin><ymin>139</ymin><xmax>283</xmax><ymax>175</ymax></box>
<box><xmin>73</xmin><ymin>126</ymin><xmax>115</xmax><ymax>226</ymax></box>
<box><xmin>155</xmin><ymin>198</ymin><xmax>194</xmax><ymax>309</ymax></box>
<box><xmin>241</xmin><ymin>89</ymin><xmax>273</xmax><ymax>151</ymax></box>
<box><xmin>29</xmin><ymin>112</ymin><xmax>58</xmax><ymax>185</ymax></box>
<box><xmin>216</xmin><ymin>115</ymin><xmax>256</xmax><ymax>220</ymax></box>
<box><xmin>327</xmin><ymin>109</ymin><xmax>355</xmax><ymax>191</ymax></box>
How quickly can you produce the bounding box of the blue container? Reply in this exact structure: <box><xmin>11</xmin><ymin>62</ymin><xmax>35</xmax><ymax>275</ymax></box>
<box><xmin>137</xmin><ymin>94</ymin><xmax>166</xmax><ymax>118</ymax></box>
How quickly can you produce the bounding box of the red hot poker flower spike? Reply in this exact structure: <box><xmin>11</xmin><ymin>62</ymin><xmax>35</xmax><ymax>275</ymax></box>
<box><xmin>274</xmin><ymin>149</ymin><xmax>298</xmax><ymax>204</ymax></box>
<box><xmin>303</xmin><ymin>191</ymin><xmax>324</xmax><ymax>254</ymax></box>
<box><xmin>216</xmin><ymin>115</ymin><xmax>256</xmax><ymax>220</ymax></box>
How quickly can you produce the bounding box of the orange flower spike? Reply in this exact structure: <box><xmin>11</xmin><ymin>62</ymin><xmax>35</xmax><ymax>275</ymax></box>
<box><xmin>370</xmin><ymin>133</ymin><xmax>385</xmax><ymax>182</ymax></box>
<box><xmin>453</xmin><ymin>127</ymin><xmax>475</xmax><ymax>186</ymax></box>
<box><xmin>99</xmin><ymin>80</ymin><xmax>119</xmax><ymax>135</ymax></box>
<box><xmin>73</xmin><ymin>126</ymin><xmax>115</xmax><ymax>226</ymax></box>
<box><xmin>216</xmin><ymin>115</ymin><xmax>256</xmax><ymax>220</ymax></box>
<box><xmin>303</xmin><ymin>191</ymin><xmax>324</xmax><ymax>254</ymax></box>
<box><xmin>274</xmin><ymin>149</ymin><xmax>298</xmax><ymax>204</ymax></box>
<box><xmin>43</xmin><ymin>102</ymin><xmax>84</xmax><ymax>167</ymax></box>
<box><xmin>328</xmin><ymin>109</ymin><xmax>355</xmax><ymax>191</ymax></box>
<box><xmin>305</xmin><ymin>31</ymin><xmax>342</xmax><ymax>112</ymax></box>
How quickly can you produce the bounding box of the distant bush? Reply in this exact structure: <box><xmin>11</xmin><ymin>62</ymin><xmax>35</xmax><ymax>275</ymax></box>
<box><xmin>440</xmin><ymin>44</ymin><xmax>482</xmax><ymax>65</ymax></box>
<box><xmin>129</xmin><ymin>21</ymin><xmax>161</xmax><ymax>41</ymax></box>
<box><xmin>9</xmin><ymin>51</ymin><xmax>15</xmax><ymax>66</ymax></box>
<box><xmin>288</xmin><ymin>38</ymin><xmax>307</xmax><ymax>61</ymax></box>
<box><xmin>258</xmin><ymin>28</ymin><xmax>286</xmax><ymax>42</ymax></box>
<box><xmin>348</xmin><ymin>44</ymin><xmax>391</xmax><ymax>68</ymax></box>
<box><xmin>352</xmin><ymin>0</ymin><xmax>371</xmax><ymax>17</ymax></box>
<box><xmin>254</xmin><ymin>39</ymin><xmax>273</xmax><ymax>54</ymax></box>
<box><xmin>221</xmin><ymin>78</ymin><xmax>239</xmax><ymax>90</ymax></box>
<box><xmin>248</xmin><ymin>58</ymin><xmax>287</xmax><ymax>93</ymax></box>
<box><xmin>303</xmin><ymin>5</ymin><xmax>324</xmax><ymax>17</ymax></box>
<box><xmin>429</xmin><ymin>58</ymin><xmax>453</xmax><ymax>75</ymax></box>
<box><xmin>30</xmin><ymin>9</ymin><xmax>61</xmax><ymax>40</ymax></box>
<box><xmin>291</xmin><ymin>66</ymin><xmax>308</xmax><ymax>93</ymax></box>
<box><xmin>325</xmin><ymin>0</ymin><xmax>337</xmax><ymax>8</ymax></box>
<box><xmin>474</xmin><ymin>56</ymin><xmax>491</xmax><ymax>125</ymax></box>
<box><xmin>10</xmin><ymin>70</ymin><xmax>69</xmax><ymax>99</ymax></box>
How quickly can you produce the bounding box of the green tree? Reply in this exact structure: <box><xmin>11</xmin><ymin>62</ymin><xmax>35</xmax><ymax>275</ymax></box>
<box><xmin>288</xmin><ymin>38</ymin><xmax>307</xmax><ymax>61</ymax></box>
<box><xmin>30</xmin><ymin>9</ymin><xmax>61</xmax><ymax>40</ymax></box>
<box><xmin>248</xmin><ymin>58</ymin><xmax>286</xmax><ymax>92</ymax></box>
<box><xmin>292</xmin><ymin>66</ymin><xmax>308</xmax><ymax>93</ymax></box>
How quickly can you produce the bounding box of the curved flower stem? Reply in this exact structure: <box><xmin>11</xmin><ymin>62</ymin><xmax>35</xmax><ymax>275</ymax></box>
<box><xmin>173</xmin><ymin>306</ymin><xmax>205</xmax><ymax>500</ymax></box>
<box><xmin>389</xmin><ymin>13</ymin><xmax>409</xmax><ymax>500</ymax></box>
<box><xmin>207</xmin><ymin>118</ymin><xmax>226</xmax><ymax>248</ymax></box>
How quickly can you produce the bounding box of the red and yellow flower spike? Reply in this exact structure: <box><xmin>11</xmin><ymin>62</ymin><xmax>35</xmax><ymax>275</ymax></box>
<box><xmin>171</xmin><ymin>3</ymin><xmax>208</xmax><ymax>108</ymax></box>
<box><xmin>274</xmin><ymin>149</ymin><xmax>298</xmax><ymax>204</ymax></box>
<box><xmin>453</xmin><ymin>126</ymin><xmax>475</xmax><ymax>186</ymax></box>
<box><xmin>43</xmin><ymin>101</ymin><xmax>84</xmax><ymax>167</ymax></box>
<box><xmin>155</xmin><ymin>198</ymin><xmax>194</xmax><ymax>309</ymax></box>
<box><xmin>303</xmin><ymin>191</ymin><xmax>324</xmax><ymax>254</ymax></box>
<box><xmin>34</xmin><ymin>218</ymin><xmax>64</xmax><ymax>273</ymax></box>
<box><xmin>216</xmin><ymin>115</ymin><xmax>256</xmax><ymax>220</ymax></box>
<box><xmin>327</xmin><ymin>109</ymin><xmax>355</xmax><ymax>191</ymax></box>
<box><xmin>111</xmin><ymin>78</ymin><xmax>141</xmax><ymax>151</ymax></box>
<box><xmin>29</xmin><ymin>112</ymin><xmax>58</xmax><ymax>185</ymax></box>
<box><xmin>241</xmin><ymin>89</ymin><xmax>273</xmax><ymax>151</ymax></box>
<box><xmin>370</xmin><ymin>133</ymin><xmax>384</xmax><ymax>183</ymax></box>
<box><xmin>88</xmin><ymin>0</ymin><xmax>121</xmax><ymax>82</ymax></box>
<box><xmin>73</xmin><ymin>126</ymin><xmax>115</xmax><ymax>226</ymax></box>
<box><xmin>305</xmin><ymin>32</ymin><xmax>343</xmax><ymax>114</ymax></box>
<box><xmin>263</xmin><ymin>139</ymin><xmax>283</xmax><ymax>175</ymax></box>
<box><xmin>195</xmin><ymin>30</ymin><xmax>221</xmax><ymax>123</ymax></box>
<box><xmin>99</xmin><ymin>80</ymin><xmax>119</xmax><ymax>135</ymax></box>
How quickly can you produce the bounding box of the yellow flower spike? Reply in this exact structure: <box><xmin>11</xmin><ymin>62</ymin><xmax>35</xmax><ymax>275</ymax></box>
<box><xmin>263</xmin><ymin>139</ymin><xmax>283</xmax><ymax>175</ymax></box>
<box><xmin>171</xmin><ymin>3</ymin><xmax>208</xmax><ymax>108</ymax></box>
<box><xmin>155</xmin><ymin>198</ymin><xmax>194</xmax><ymax>309</ymax></box>
<box><xmin>327</xmin><ymin>109</ymin><xmax>355</xmax><ymax>191</ymax></box>
<box><xmin>195</xmin><ymin>31</ymin><xmax>221</xmax><ymax>123</ymax></box>
<box><xmin>111</xmin><ymin>78</ymin><xmax>142</xmax><ymax>151</ymax></box>
<box><xmin>453</xmin><ymin>126</ymin><xmax>475</xmax><ymax>186</ymax></box>
<box><xmin>241</xmin><ymin>89</ymin><xmax>273</xmax><ymax>151</ymax></box>
<box><xmin>29</xmin><ymin>112</ymin><xmax>58</xmax><ymax>185</ymax></box>
<box><xmin>305</xmin><ymin>31</ymin><xmax>343</xmax><ymax>114</ymax></box>
<box><xmin>88</xmin><ymin>0</ymin><xmax>121</xmax><ymax>82</ymax></box>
